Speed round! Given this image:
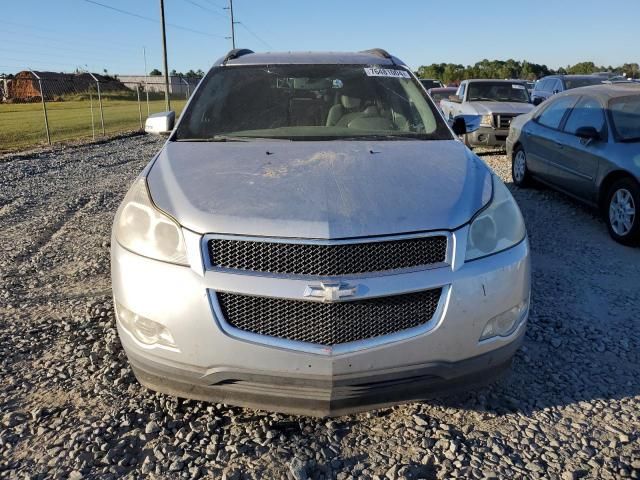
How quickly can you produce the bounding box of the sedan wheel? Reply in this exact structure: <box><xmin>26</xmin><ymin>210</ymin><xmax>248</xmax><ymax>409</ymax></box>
<box><xmin>606</xmin><ymin>179</ymin><xmax>640</xmax><ymax>246</ymax></box>
<box><xmin>511</xmin><ymin>147</ymin><xmax>530</xmax><ymax>187</ymax></box>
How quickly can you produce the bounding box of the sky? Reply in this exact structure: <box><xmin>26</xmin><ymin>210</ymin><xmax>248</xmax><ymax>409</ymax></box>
<box><xmin>1</xmin><ymin>0</ymin><xmax>639</xmax><ymax>75</ymax></box>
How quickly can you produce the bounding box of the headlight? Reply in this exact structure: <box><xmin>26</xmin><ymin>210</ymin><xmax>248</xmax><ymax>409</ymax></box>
<box><xmin>114</xmin><ymin>178</ymin><xmax>188</xmax><ymax>265</ymax></box>
<box><xmin>466</xmin><ymin>176</ymin><xmax>526</xmax><ymax>261</ymax></box>
<box><xmin>480</xmin><ymin>114</ymin><xmax>493</xmax><ymax>127</ymax></box>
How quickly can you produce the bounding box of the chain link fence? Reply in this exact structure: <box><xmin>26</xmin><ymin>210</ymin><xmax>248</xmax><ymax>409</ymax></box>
<box><xmin>0</xmin><ymin>71</ymin><xmax>200</xmax><ymax>153</ymax></box>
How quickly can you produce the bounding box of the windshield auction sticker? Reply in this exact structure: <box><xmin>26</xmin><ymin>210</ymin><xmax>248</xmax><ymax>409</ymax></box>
<box><xmin>364</xmin><ymin>67</ymin><xmax>411</xmax><ymax>79</ymax></box>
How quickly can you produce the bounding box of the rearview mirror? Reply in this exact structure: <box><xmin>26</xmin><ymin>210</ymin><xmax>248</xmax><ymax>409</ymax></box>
<box><xmin>451</xmin><ymin>115</ymin><xmax>481</xmax><ymax>136</ymax></box>
<box><xmin>575</xmin><ymin>126</ymin><xmax>600</xmax><ymax>141</ymax></box>
<box><xmin>145</xmin><ymin>111</ymin><xmax>175</xmax><ymax>135</ymax></box>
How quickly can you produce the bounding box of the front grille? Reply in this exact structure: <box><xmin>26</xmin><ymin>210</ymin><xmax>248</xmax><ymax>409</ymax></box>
<box><xmin>208</xmin><ymin>236</ymin><xmax>447</xmax><ymax>276</ymax></box>
<box><xmin>494</xmin><ymin>114</ymin><xmax>515</xmax><ymax>129</ymax></box>
<box><xmin>216</xmin><ymin>289</ymin><xmax>442</xmax><ymax>346</ymax></box>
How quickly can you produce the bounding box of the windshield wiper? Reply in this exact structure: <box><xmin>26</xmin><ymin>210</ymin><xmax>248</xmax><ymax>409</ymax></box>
<box><xmin>175</xmin><ymin>135</ymin><xmax>254</xmax><ymax>142</ymax></box>
<box><xmin>175</xmin><ymin>135</ymin><xmax>288</xmax><ymax>142</ymax></box>
<box><xmin>341</xmin><ymin>134</ymin><xmax>424</xmax><ymax>141</ymax></box>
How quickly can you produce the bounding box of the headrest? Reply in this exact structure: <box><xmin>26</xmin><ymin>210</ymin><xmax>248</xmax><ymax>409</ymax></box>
<box><xmin>341</xmin><ymin>95</ymin><xmax>361</xmax><ymax>109</ymax></box>
<box><xmin>362</xmin><ymin>106</ymin><xmax>379</xmax><ymax>116</ymax></box>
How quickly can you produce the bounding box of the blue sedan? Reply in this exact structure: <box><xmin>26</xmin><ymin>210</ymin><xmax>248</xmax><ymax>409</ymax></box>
<box><xmin>506</xmin><ymin>84</ymin><xmax>640</xmax><ymax>245</ymax></box>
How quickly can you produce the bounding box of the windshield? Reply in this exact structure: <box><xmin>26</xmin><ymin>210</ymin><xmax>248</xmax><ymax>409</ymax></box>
<box><xmin>564</xmin><ymin>77</ymin><xmax>603</xmax><ymax>89</ymax></box>
<box><xmin>609</xmin><ymin>95</ymin><xmax>640</xmax><ymax>142</ymax></box>
<box><xmin>174</xmin><ymin>65</ymin><xmax>452</xmax><ymax>141</ymax></box>
<box><xmin>467</xmin><ymin>82</ymin><xmax>530</xmax><ymax>103</ymax></box>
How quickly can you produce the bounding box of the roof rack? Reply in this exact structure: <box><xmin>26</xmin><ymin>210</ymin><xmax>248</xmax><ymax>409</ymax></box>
<box><xmin>359</xmin><ymin>48</ymin><xmax>395</xmax><ymax>65</ymax></box>
<box><xmin>222</xmin><ymin>48</ymin><xmax>254</xmax><ymax>64</ymax></box>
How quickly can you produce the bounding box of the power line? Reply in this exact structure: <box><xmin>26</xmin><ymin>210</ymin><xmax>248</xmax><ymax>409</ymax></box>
<box><xmin>182</xmin><ymin>0</ymin><xmax>229</xmax><ymax>20</ymax></box>
<box><xmin>81</xmin><ymin>0</ymin><xmax>226</xmax><ymax>38</ymax></box>
<box><xmin>202</xmin><ymin>0</ymin><xmax>228</xmax><ymax>8</ymax></box>
<box><xmin>237</xmin><ymin>21</ymin><xmax>272</xmax><ymax>50</ymax></box>
<box><xmin>0</xmin><ymin>27</ymin><xmax>136</xmax><ymax>53</ymax></box>
<box><xmin>0</xmin><ymin>34</ymin><xmax>135</xmax><ymax>57</ymax></box>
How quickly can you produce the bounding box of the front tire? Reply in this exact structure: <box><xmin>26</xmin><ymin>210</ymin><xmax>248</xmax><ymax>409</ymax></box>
<box><xmin>512</xmin><ymin>146</ymin><xmax>531</xmax><ymax>187</ymax></box>
<box><xmin>606</xmin><ymin>178</ymin><xmax>639</xmax><ymax>246</ymax></box>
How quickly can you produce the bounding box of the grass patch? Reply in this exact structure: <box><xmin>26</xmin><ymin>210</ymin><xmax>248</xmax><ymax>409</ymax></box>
<box><xmin>0</xmin><ymin>96</ymin><xmax>187</xmax><ymax>152</ymax></box>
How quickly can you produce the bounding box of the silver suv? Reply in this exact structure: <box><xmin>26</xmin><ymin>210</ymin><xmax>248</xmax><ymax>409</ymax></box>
<box><xmin>111</xmin><ymin>49</ymin><xmax>531</xmax><ymax>416</ymax></box>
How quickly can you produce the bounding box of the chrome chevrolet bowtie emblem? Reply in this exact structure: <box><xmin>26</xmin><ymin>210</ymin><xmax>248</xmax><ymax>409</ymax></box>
<box><xmin>304</xmin><ymin>282</ymin><xmax>358</xmax><ymax>302</ymax></box>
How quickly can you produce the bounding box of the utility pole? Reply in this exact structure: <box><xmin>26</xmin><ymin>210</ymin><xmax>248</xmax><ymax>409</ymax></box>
<box><xmin>227</xmin><ymin>0</ymin><xmax>236</xmax><ymax>49</ymax></box>
<box><xmin>142</xmin><ymin>46</ymin><xmax>150</xmax><ymax>116</ymax></box>
<box><xmin>159</xmin><ymin>0</ymin><xmax>171</xmax><ymax>111</ymax></box>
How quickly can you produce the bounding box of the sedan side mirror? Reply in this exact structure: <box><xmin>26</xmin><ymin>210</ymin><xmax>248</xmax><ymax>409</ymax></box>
<box><xmin>451</xmin><ymin>115</ymin><xmax>481</xmax><ymax>136</ymax></box>
<box><xmin>532</xmin><ymin>97</ymin><xmax>543</xmax><ymax>106</ymax></box>
<box><xmin>575</xmin><ymin>126</ymin><xmax>600</xmax><ymax>141</ymax></box>
<box><xmin>145</xmin><ymin>111</ymin><xmax>175</xmax><ymax>135</ymax></box>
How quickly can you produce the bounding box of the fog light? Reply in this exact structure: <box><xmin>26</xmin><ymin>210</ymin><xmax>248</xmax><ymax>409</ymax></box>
<box><xmin>480</xmin><ymin>301</ymin><xmax>528</xmax><ymax>341</ymax></box>
<box><xmin>115</xmin><ymin>302</ymin><xmax>176</xmax><ymax>348</ymax></box>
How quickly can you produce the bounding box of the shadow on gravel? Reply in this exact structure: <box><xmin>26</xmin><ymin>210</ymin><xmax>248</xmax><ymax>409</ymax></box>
<box><xmin>474</xmin><ymin>148</ymin><xmax>506</xmax><ymax>157</ymax></box>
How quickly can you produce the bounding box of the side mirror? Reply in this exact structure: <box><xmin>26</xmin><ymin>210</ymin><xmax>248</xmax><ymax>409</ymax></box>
<box><xmin>451</xmin><ymin>115</ymin><xmax>481</xmax><ymax>135</ymax></box>
<box><xmin>575</xmin><ymin>126</ymin><xmax>600</xmax><ymax>141</ymax></box>
<box><xmin>532</xmin><ymin>97</ymin><xmax>543</xmax><ymax>106</ymax></box>
<box><xmin>145</xmin><ymin>111</ymin><xmax>175</xmax><ymax>135</ymax></box>
<box><xmin>448</xmin><ymin>95</ymin><xmax>461</xmax><ymax>103</ymax></box>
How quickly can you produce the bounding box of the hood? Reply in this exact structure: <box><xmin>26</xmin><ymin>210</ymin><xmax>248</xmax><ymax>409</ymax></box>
<box><xmin>469</xmin><ymin>101</ymin><xmax>535</xmax><ymax>115</ymax></box>
<box><xmin>147</xmin><ymin>140</ymin><xmax>492</xmax><ymax>239</ymax></box>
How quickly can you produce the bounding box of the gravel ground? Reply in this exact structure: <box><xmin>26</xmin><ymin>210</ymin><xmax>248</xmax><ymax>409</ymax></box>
<box><xmin>1</xmin><ymin>136</ymin><xmax>639</xmax><ymax>480</ymax></box>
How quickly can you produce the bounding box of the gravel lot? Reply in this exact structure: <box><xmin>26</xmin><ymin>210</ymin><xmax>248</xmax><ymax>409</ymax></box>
<box><xmin>1</xmin><ymin>135</ymin><xmax>639</xmax><ymax>480</ymax></box>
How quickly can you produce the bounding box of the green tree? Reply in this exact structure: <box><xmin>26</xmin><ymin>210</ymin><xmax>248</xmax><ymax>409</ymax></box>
<box><xmin>567</xmin><ymin>62</ymin><xmax>599</xmax><ymax>74</ymax></box>
<box><xmin>149</xmin><ymin>68</ymin><xmax>162</xmax><ymax>76</ymax></box>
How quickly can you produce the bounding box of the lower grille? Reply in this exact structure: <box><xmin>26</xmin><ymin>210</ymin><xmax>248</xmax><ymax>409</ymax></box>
<box><xmin>216</xmin><ymin>289</ymin><xmax>442</xmax><ymax>346</ymax></box>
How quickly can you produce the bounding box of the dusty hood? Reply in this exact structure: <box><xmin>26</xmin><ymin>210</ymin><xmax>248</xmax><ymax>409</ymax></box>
<box><xmin>468</xmin><ymin>101</ymin><xmax>535</xmax><ymax>115</ymax></box>
<box><xmin>147</xmin><ymin>140</ymin><xmax>492</xmax><ymax>239</ymax></box>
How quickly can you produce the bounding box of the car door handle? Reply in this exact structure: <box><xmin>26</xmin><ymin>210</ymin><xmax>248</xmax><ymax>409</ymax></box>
<box><xmin>554</xmin><ymin>141</ymin><xmax>564</xmax><ymax>149</ymax></box>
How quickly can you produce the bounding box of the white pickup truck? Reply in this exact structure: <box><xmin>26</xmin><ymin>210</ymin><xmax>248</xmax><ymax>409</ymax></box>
<box><xmin>440</xmin><ymin>79</ymin><xmax>534</xmax><ymax>147</ymax></box>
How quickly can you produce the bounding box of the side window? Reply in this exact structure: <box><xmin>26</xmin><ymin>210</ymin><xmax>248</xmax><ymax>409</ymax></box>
<box><xmin>563</xmin><ymin>97</ymin><xmax>606</xmax><ymax>135</ymax></box>
<box><xmin>536</xmin><ymin>96</ymin><xmax>578</xmax><ymax>129</ymax></box>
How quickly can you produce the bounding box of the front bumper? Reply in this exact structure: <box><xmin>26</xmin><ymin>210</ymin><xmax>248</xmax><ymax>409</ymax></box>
<box><xmin>112</xmin><ymin>228</ymin><xmax>530</xmax><ymax>417</ymax></box>
<box><xmin>129</xmin><ymin>337</ymin><xmax>521</xmax><ymax>417</ymax></box>
<box><xmin>468</xmin><ymin>127</ymin><xmax>510</xmax><ymax>147</ymax></box>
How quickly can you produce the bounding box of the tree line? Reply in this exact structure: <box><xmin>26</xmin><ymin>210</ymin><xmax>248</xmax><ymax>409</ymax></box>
<box><xmin>416</xmin><ymin>59</ymin><xmax>640</xmax><ymax>84</ymax></box>
<box><xmin>149</xmin><ymin>68</ymin><xmax>204</xmax><ymax>78</ymax></box>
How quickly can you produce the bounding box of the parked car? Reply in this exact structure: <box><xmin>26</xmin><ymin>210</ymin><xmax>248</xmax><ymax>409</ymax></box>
<box><xmin>507</xmin><ymin>84</ymin><xmax>640</xmax><ymax>245</ymax></box>
<box><xmin>420</xmin><ymin>78</ymin><xmax>443</xmax><ymax>90</ymax></box>
<box><xmin>440</xmin><ymin>79</ymin><xmax>535</xmax><ymax>147</ymax></box>
<box><xmin>427</xmin><ymin>86</ymin><xmax>457</xmax><ymax>112</ymax></box>
<box><xmin>113</xmin><ymin>49</ymin><xmax>531</xmax><ymax>416</ymax></box>
<box><xmin>530</xmin><ymin>75</ymin><xmax>604</xmax><ymax>105</ymax></box>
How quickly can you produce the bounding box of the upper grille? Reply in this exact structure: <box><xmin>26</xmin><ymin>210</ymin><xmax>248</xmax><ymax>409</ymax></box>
<box><xmin>494</xmin><ymin>114</ymin><xmax>515</xmax><ymax>129</ymax></box>
<box><xmin>216</xmin><ymin>289</ymin><xmax>442</xmax><ymax>346</ymax></box>
<box><xmin>208</xmin><ymin>236</ymin><xmax>447</xmax><ymax>276</ymax></box>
